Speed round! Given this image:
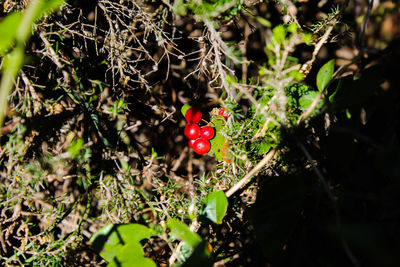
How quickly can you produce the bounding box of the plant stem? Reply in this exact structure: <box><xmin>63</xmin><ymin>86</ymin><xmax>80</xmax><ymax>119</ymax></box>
<box><xmin>225</xmin><ymin>148</ymin><xmax>277</xmax><ymax>198</ymax></box>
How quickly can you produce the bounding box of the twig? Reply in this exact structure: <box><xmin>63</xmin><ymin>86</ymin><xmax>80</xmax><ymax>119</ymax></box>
<box><xmin>357</xmin><ymin>0</ymin><xmax>374</xmax><ymax>51</ymax></box>
<box><xmin>39</xmin><ymin>32</ymin><xmax>67</xmax><ymax>69</ymax></box>
<box><xmin>225</xmin><ymin>148</ymin><xmax>276</xmax><ymax>198</ymax></box>
<box><xmin>300</xmin><ymin>19</ymin><xmax>337</xmax><ymax>76</ymax></box>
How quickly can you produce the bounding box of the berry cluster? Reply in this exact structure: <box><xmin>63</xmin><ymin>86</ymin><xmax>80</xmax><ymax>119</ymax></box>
<box><xmin>218</xmin><ymin>107</ymin><xmax>230</xmax><ymax>120</ymax></box>
<box><xmin>184</xmin><ymin>107</ymin><xmax>215</xmax><ymax>155</ymax></box>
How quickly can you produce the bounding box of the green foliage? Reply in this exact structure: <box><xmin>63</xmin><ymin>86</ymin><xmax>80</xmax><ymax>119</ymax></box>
<box><xmin>90</xmin><ymin>224</ymin><xmax>155</xmax><ymax>266</ymax></box>
<box><xmin>0</xmin><ymin>12</ymin><xmax>22</xmax><ymax>55</ymax></box>
<box><xmin>168</xmin><ymin>218</ymin><xmax>202</xmax><ymax>248</ymax></box>
<box><xmin>317</xmin><ymin>59</ymin><xmax>335</xmax><ymax>92</ymax></box>
<box><xmin>209</xmin><ymin>116</ymin><xmax>227</xmax><ymax>160</ymax></box>
<box><xmin>0</xmin><ymin>0</ymin><xmax>65</xmax><ymax>129</ymax></box>
<box><xmin>200</xmin><ymin>190</ymin><xmax>228</xmax><ymax>224</ymax></box>
<box><xmin>167</xmin><ymin>218</ymin><xmax>212</xmax><ymax>265</ymax></box>
<box><xmin>3</xmin><ymin>0</ymin><xmax>398</xmax><ymax>266</ymax></box>
<box><xmin>174</xmin><ymin>0</ymin><xmax>244</xmax><ymax>20</ymax></box>
<box><xmin>181</xmin><ymin>104</ymin><xmax>192</xmax><ymax>117</ymax></box>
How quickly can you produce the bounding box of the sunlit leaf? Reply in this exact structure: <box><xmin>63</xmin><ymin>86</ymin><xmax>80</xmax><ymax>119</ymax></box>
<box><xmin>200</xmin><ymin>191</ymin><xmax>228</xmax><ymax>224</ymax></box>
<box><xmin>67</xmin><ymin>138</ymin><xmax>84</xmax><ymax>158</ymax></box>
<box><xmin>0</xmin><ymin>12</ymin><xmax>22</xmax><ymax>55</ymax></box>
<box><xmin>34</xmin><ymin>0</ymin><xmax>65</xmax><ymax>22</ymax></box>
<box><xmin>316</xmin><ymin>59</ymin><xmax>335</xmax><ymax>92</ymax></box>
<box><xmin>167</xmin><ymin>218</ymin><xmax>201</xmax><ymax>248</ymax></box>
<box><xmin>181</xmin><ymin>104</ymin><xmax>192</xmax><ymax>117</ymax></box>
<box><xmin>209</xmin><ymin>116</ymin><xmax>226</xmax><ymax>160</ymax></box>
<box><xmin>272</xmin><ymin>25</ymin><xmax>285</xmax><ymax>45</ymax></box>
<box><xmin>90</xmin><ymin>224</ymin><xmax>153</xmax><ymax>262</ymax></box>
<box><xmin>107</xmin><ymin>242</ymin><xmax>156</xmax><ymax>267</ymax></box>
<box><xmin>299</xmin><ymin>91</ymin><xmax>322</xmax><ymax>113</ymax></box>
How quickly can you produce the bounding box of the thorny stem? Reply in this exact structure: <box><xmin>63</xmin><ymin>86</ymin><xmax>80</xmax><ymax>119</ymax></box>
<box><xmin>300</xmin><ymin>19</ymin><xmax>337</xmax><ymax>76</ymax></box>
<box><xmin>203</xmin><ymin>18</ymin><xmax>237</xmax><ymax>101</ymax></box>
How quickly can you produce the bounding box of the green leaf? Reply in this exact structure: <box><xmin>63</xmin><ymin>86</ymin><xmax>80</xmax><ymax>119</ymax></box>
<box><xmin>209</xmin><ymin>132</ymin><xmax>225</xmax><ymax>160</ymax></box>
<box><xmin>0</xmin><ymin>12</ymin><xmax>22</xmax><ymax>56</ymax></box>
<box><xmin>299</xmin><ymin>91</ymin><xmax>322</xmax><ymax>113</ymax></box>
<box><xmin>178</xmin><ymin>241</ymin><xmax>194</xmax><ymax>263</ymax></box>
<box><xmin>200</xmin><ymin>191</ymin><xmax>228</xmax><ymax>224</ymax></box>
<box><xmin>256</xmin><ymin>17</ymin><xmax>271</xmax><ymax>28</ymax></box>
<box><xmin>272</xmin><ymin>25</ymin><xmax>285</xmax><ymax>45</ymax></box>
<box><xmin>107</xmin><ymin>242</ymin><xmax>156</xmax><ymax>267</ymax></box>
<box><xmin>181</xmin><ymin>104</ymin><xmax>191</xmax><ymax>117</ymax></box>
<box><xmin>37</xmin><ymin>0</ymin><xmax>64</xmax><ymax>18</ymax></box>
<box><xmin>316</xmin><ymin>59</ymin><xmax>335</xmax><ymax>92</ymax></box>
<box><xmin>257</xmin><ymin>142</ymin><xmax>271</xmax><ymax>156</ymax></box>
<box><xmin>209</xmin><ymin>116</ymin><xmax>226</xmax><ymax>160</ymax></box>
<box><xmin>181</xmin><ymin>240</ymin><xmax>213</xmax><ymax>267</ymax></box>
<box><xmin>26</xmin><ymin>0</ymin><xmax>64</xmax><ymax>30</ymax></box>
<box><xmin>90</xmin><ymin>224</ymin><xmax>153</xmax><ymax>262</ymax></box>
<box><xmin>67</xmin><ymin>138</ymin><xmax>84</xmax><ymax>158</ymax></box>
<box><xmin>3</xmin><ymin>47</ymin><xmax>25</xmax><ymax>77</ymax></box>
<box><xmin>167</xmin><ymin>218</ymin><xmax>202</xmax><ymax>248</ymax></box>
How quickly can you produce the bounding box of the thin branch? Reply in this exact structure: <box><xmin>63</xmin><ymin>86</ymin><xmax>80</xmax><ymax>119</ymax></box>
<box><xmin>300</xmin><ymin>19</ymin><xmax>337</xmax><ymax>76</ymax></box>
<box><xmin>225</xmin><ymin>149</ymin><xmax>277</xmax><ymax>198</ymax></box>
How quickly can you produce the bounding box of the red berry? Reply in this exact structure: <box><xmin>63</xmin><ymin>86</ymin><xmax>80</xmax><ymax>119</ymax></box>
<box><xmin>188</xmin><ymin>139</ymin><xmax>196</xmax><ymax>148</ymax></box>
<box><xmin>218</xmin><ymin>107</ymin><xmax>229</xmax><ymax>120</ymax></box>
<box><xmin>193</xmin><ymin>138</ymin><xmax>210</xmax><ymax>155</ymax></box>
<box><xmin>200</xmin><ymin>126</ymin><xmax>214</xmax><ymax>140</ymax></box>
<box><xmin>184</xmin><ymin>123</ymin><xmax>200</xmax><ymax>140</ymax></box>
<box><xmin>185</xmin><ymin>107</ymin><xmax>202</xmax><ymax>123</ymax></box>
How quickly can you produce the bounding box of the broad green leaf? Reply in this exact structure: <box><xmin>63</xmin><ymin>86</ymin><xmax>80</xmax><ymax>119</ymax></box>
<box><xmin>316</xmin><ymin>59</ymin><xmax>335</xmax><ymax>92</ymax></box>
<box><xmin>200</xmin><ymin>191</ymin><xmax>228</xmax><ymax>224</ymax></box>
<box><xmin>209</xmin><ymin>116</ymin><xmax>226</xmax><ymax>160</ymax></box>
<box><xmin>36</xmin><ymin>0</ymin><xmax>64</xmax><ymax>19</ymax></box>
<box><xmin>107</xmin><ymin>242</ymin><xmax>156</xmax><ymax>267</ymax></box>
<box><xmin>3</xmin><ymin>47</ymin><xmax>25</xmax><ymax>77</ymax></box>
<box><xmin>181</xmin><ymin>240</ymin><xmax>213</xmax><ymax>267</ymax></box>
<box><xmin>0</xmin><ymin>12</ymin><xmax>22</xmax><ymax>55</ymax></box>
<box><xmin>210</xmin><ymin>116</ymin><xmax>225</xmax><ymax>131</ymax></box>
<box><xmin>299</xmin><ymin>91</ymin><xmax>322</xmax><ymax>112</ymax></box>
<box><xmin>178</xmin><ymin>241</ymin><xmax>194</xmax><ymax>263</ymax></box>
<box><xmin>181</xmin><ymin>104</ymin><xmax>191</xmax><ymax>117</ymax></box>
<box><xmin>90</xmin><ymin>224</ymin><xmax>153</xmax><ymax>262</ymax></box>
<box><xmin>209</xmin><ymin>132</ymin><xmax>225</xmax><ymax>160</ymax></box>
<box><xmin>167</xmin><ymin>218</ymin><xmax>202</xmax><ymax>248</ymax></box>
